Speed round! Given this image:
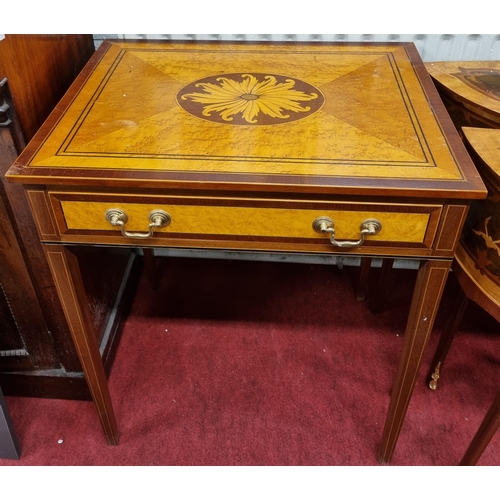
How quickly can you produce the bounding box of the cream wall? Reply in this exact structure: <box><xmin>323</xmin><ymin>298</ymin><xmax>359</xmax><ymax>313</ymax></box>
<box><xmin>93</xmin><ymin>34</ymin><xmax>500</xmax><ymax>62</ymax></box>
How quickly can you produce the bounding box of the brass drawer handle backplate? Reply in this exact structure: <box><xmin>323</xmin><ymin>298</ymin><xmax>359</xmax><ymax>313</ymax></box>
<box><xmin>313</xmin><ymin>216</ymin><xmax>382</xmax><ymax>248</ymax></box>
<box><xmin>105</xmin><ymin>208</ymin><xmax>171</xmax><ymax>239</ymax></box>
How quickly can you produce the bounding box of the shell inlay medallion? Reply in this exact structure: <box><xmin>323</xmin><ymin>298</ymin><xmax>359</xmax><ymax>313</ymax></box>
<box><xmin>177</xmin><ymin>73</ymin><xmax>324</xmax><ymax>125</ymax></box>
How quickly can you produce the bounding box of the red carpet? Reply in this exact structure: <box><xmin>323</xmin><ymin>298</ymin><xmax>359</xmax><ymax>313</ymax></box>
<box><xmin>1</xmin><ymin>258</ymin><xmax>499</xmax><ymax>465</ymax></box>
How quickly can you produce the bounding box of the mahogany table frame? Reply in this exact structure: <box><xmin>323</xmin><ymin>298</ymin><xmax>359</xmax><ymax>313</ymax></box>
<box><xmin>6</xmin><ymin>40</ymin><xmax>487</xmax><ymax>464</ymax></box>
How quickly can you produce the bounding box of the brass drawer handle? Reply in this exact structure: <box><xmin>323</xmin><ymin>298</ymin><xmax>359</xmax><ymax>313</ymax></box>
<box><xmin>313</xmin><ymin>216</ymin><xmax>382</xmax><ymax>248</ymax></box>
<box><xmin>105</xmin><ymin>208</ymin><xmax>171</xmax><ymax>239</ymax></box>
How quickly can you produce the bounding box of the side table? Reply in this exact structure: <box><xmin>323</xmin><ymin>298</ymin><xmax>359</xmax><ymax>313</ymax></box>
<box><xmin>6</xmin><ymin>40</ymin><xmax>487</xmax><ymax>463</ymax></box>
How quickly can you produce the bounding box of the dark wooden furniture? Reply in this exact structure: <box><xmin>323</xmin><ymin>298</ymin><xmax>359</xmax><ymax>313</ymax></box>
<box><xmin>424</xmin><ymin>62</ymin><xmax>500</xmax><ymax>388</ymax></box>
<box><xmin>0</xmin><ymin>35</ymin><xmax>140</xmax><ymax>400</ymax></box>
<box><xmin>427</xmin><ymin>127</ymin><xmax>500</xmax><ymax>465</ymax></box>
<box><xmin>6</xmin><ymin>40</ymin><xmax>487</xmax><ymax>463</ymax></box>
<box><xmin>461</xmin><ymin>389</ymin><xmax>500</xmax><ymax>465</ymax></box>
<box><xmin>429</xmin><ymin>127</ymin><xmax>500</xmax><ymax>383</ymax></box>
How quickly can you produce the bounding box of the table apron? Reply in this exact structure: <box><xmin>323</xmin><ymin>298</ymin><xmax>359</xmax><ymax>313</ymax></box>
<box><xmin>22</xmin><ymin>189</ymin><xmax>470</xmax><ymax>259</ymax></box>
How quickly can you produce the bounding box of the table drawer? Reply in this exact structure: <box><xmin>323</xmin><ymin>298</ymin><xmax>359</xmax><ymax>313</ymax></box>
<box><xmin>45</xmin><ymin>192</ymin><xmax>442</xmax><ymax>252</ymax></box>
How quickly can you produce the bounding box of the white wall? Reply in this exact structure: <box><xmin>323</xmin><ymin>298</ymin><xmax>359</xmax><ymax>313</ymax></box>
<box><xmin>93</xmin><ymin>34</ymin><xmax>500</xmax><ymax>62</ymax></box>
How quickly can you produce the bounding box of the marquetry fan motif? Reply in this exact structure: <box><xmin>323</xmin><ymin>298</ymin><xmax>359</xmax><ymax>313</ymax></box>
<box><xmin>21</xmin><ymin>42</ymin><xmax>469</xmax><ymax>185</ymax></box>
<box><xmin>177</xmin><ymin>73</ymin><xmax>324</xmax><ymax>125</ymax></box>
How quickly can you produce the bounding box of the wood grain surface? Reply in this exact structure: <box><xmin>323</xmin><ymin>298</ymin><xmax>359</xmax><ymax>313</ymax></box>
<box><xmin>426</xmin><ymin>61</ymin><xmax>500</xmax><ymax>123</ymax></box>
<box><xmin>3</xmin><ymin>39</ymin><xmax>490</xmax><ymax>461</ymax></box>
<box><xmin>7</xmin><ymin>41</ymin><xmax>485</xmax><ymax>199</ymax></box>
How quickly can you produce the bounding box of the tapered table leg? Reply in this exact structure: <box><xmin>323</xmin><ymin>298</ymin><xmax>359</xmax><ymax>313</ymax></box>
<box><xmin>356</xmin><ymin>257</ymin><xmax>372</xmax><ymax>301</ymax></box>
<box><xmin>143</xmin><ymin>248</ymin><xmax>161</xmax><ymax>289</ymax></box>
<box><xmin>45</xmin><ymin>245</ymin><xmax>119</xmax><ymax>445</ymax></box>
<box><xmin>428</xmin><ymin>289</ymin><xmax>469</xmax><ymax>390</ymax></box>
<box><xmin>370</xmin><ymin>258</ymin><xmax>395</xmax><ymax>314</ymax></box>
<box><xmin>378</xmin><ymin>259</ymin><xmax>451</xmax><ymax>464</ymax></box>
<box><xmin>460</xmin><ymin>391</ymin><xmax>500</xmax><ymax>465</ymax></box>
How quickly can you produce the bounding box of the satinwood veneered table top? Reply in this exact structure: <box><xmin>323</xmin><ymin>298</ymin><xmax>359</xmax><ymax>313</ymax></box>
<box><xmin>7</xmin><ymin>40</ymin><xmax>485</xmax><ymax>199</ymax></box>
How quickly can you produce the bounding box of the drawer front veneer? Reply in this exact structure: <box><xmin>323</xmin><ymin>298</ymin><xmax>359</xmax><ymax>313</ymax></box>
<box><xmin>48</xmin><ymin>192</ymin><xmax>442</xmax><ymax>254</ymax></box>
